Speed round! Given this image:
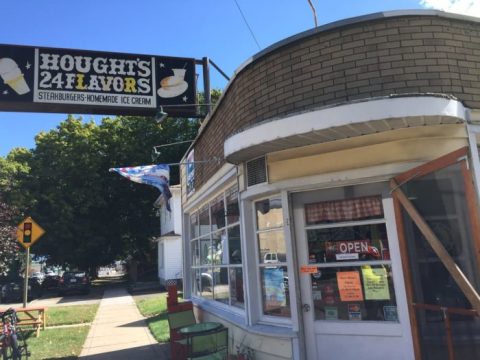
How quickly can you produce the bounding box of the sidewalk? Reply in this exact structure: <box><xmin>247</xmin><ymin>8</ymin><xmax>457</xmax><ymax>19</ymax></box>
<box><xmin>79</xmin><ymin>287</ymin><xmax>170</xmax><ymax>360</ymax></box>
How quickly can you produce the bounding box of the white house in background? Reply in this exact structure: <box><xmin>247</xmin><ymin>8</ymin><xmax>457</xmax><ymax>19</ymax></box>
<box><xmin>154</xmin><ymin>185</ymin><xmax>183</xmax><ymax>287</ymax></box>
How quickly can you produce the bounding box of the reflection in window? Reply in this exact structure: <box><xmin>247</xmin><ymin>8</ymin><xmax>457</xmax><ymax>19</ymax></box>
<box><xmin>255</xmin><ymin>196</ymin><xmax>290</xmax><ymax>318</ymax></box>
<box><xmin>200</xmin><ymin>237</ymin><xmax>211</xmax><ymax>265</ymax></box>
<box><xmin>227</xmin><ymin>189</ymin><xmax>240</xmax><ymax>224</ymax></box>
<box><xmin>258</xmin><ymin>231</ymin><xmax>287</xmax><ymax>264</ymax></box>
<box><xmin>211</xmin><ymin>195</ymin><xmax>226</xmax><ymax>231</ymax></box>
<box><xmin>199</xmin><ymin>206</ymin><xmax>210</xmax><ymax>236</ymax></box>
<box><xmin>189</xmin><ymin>185</ymin><xmax>244</xmax><ymax>309</ymax></box>
<box><xmin>197</xmin><ymin>267</ymin><xmax>213</xmax><ymax>299</ymax></box>
<box><xmin>213</xmin><ymin>268</ymin><xmax>229</xmax><ymax>304</ymax></box>
<box><xmin>212</xmin><ymin>230</ymin><xmax>227</xmax><ymax>265</ymax></box>
<box><xmin>191</xmin><ymin>240</ymin><xmax>200</xmax><ymax>266</ymax></box>
<box><xmin>228</xmin><ymin>226</ymin><xmax>242</xmax><ymax>264</ymax></box>
<box><xmin>256</xmin><ymin>198</ymin><xmax>283</xmax><ymax>230</ymax></box>
<box><xmin>230</xmin><ymin>268</ymin><xmax>245</xmax><ymax>308</ymax></box>
<box><xmin>190</xmin><ymin>213</ymin><xmax>199</xmax><ymax>238</ymax></box>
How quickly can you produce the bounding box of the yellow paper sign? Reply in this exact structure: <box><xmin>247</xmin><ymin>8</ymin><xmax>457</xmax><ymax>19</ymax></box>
<box><xmin>362</xmin><ymin>266</ymin><xmax>390</xmax><ymax>300</ymax></box>
<box><xmin>337</xmin><ymin>271</ymin><xmax>363</xmax><ymax>301</ymax></box>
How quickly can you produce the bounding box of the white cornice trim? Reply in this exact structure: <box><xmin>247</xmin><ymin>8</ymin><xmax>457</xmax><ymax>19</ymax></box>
<box><xmin>224</xmin><ymin>96</ymin><xmax>466</xmax><ymax>160</ymax></box>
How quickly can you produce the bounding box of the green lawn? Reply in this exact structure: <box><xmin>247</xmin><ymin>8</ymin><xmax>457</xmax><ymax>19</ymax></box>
<box><xmin>135</xmin><ymin>293</ymin><xmax>171</xmax><ymax>342</ymax></box>
<box><xmin>25</xmin><ymin>327</ymin><xmax>90</xmax><ymax>360</ymax></box>
<box><xmin>17</xmin><ymin>304</ymin><xmax>99</xmax><ymax>359</ymax></box>
<box><xmin>45</xmin><ymin>304</ymin><xmax>99</xmax><ymax>326</ymax></box>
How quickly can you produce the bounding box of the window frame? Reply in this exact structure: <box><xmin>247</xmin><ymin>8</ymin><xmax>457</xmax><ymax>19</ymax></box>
<box><xmin>189</xmin><ymin>185</ymin><xmax>245</xmax><ymax>311</ymax></box>
<box><xmin>254</xmin><ymin>195</ymin><xmax>292</xmax><ymax>324</ymax></box>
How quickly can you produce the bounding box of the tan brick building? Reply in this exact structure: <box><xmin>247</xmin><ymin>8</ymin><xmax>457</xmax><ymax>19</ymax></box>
<box><xmin>180</xmin><ymin>10</ymin><xmax>480</xmax><ymax>360</ymax></box>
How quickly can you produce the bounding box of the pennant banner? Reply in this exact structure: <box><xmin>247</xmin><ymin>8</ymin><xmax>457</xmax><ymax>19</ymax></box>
<box><xmin>109</xmin><ymin>164</ymin><xmax>172</xmax><ymax>211</ymax></box>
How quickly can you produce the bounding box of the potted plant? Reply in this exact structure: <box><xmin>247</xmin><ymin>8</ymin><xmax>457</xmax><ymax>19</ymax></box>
<box><xmin>236</xmin><ymin>344</ymin><xmax>254</xmax><ymax>360</ymax></box>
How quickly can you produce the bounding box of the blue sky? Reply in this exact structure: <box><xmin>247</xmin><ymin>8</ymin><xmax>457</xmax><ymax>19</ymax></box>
<box><xmin>0</xmin><ymin>0</ymin><xmax>478</xmax><ymax>156</ymax></box>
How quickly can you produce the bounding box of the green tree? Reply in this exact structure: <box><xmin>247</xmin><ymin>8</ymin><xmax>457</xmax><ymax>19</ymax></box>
<box><xmin>3</xmin><ymin>114</ymin><xmax>199</xmax><ymax>271</ymax></box>
<box><xmin>0</xmin><ymin>198</ymin><xmax>20</xmax><ymax>276</ymax></box>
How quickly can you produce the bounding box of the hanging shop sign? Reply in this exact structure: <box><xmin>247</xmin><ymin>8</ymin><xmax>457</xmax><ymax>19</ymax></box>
<box><xmin>0</xmin><ymin>44</ymin><xmax>197</xmax><ymax>117</ymax></box>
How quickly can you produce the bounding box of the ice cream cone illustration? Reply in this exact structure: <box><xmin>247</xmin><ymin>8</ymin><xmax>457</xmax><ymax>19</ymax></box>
<box><xmin>0</xmin><ymin>58</ymin><xmax>30</xmax><ymax>95</ymax></box>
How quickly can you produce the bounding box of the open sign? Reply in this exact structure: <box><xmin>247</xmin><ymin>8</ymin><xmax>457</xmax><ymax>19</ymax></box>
<box><xmin>337</xmin><ymin>240</ymin><xmax>369</xmax><ymax>254</ymax></box>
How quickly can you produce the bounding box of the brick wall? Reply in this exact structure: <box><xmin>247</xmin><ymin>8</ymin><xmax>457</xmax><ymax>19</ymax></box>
<box><xmin>192</xmin><ymin>13</ymin><xmax>480</xmax><ymax>191</ymax></box>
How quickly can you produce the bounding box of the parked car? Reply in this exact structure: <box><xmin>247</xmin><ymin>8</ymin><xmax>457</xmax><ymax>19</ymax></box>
<box><xmin>58</xmin><ymin>271</ymin><xmax>91</xmax><ymax>295</ymax></box>
<box><xmin>264</xmin><ymin>252</ymin><xmax>279</xmax><ymax>264</ymax></box>
<box><xmin>0</xmin><ymin>278</ymin><xmax>42</xmax><ymax>303</ymax></box>
<box><xmin>30</xmin><ymin>272</ymin><xmax>45</xmax><ymax>284</ymax></box>
<box><xmin>42</xmin><ymin>274</ymin><xmax>61</xmax><ymax>291</ymax></box>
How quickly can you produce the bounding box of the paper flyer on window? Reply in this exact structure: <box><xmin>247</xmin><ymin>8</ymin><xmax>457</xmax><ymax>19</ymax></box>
<box><xmin>264</xmin><ymin>267</ymin><xmax>286</xmax><ymax>307</ymax></box>
<box><xmin>361</xmin><ymin>266</ymin><xmax>390</xmax><ymax>300</ymax></box>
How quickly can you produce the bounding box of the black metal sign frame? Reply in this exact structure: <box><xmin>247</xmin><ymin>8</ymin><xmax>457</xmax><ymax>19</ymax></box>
<box><xmin>0</xmin><ymin>44</ymin><xmax>197</xmax><ymax>117</ymax></box>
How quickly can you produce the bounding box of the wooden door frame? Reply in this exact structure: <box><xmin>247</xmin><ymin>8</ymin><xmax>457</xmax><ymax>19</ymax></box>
<box><xmin>390</xmin><ymin>146</ymin><xmax>480</xmax><ymax>359</ymax></box>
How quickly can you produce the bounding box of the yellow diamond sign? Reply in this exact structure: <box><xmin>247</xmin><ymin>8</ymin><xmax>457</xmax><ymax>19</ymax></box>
<box><xmin>16</xmin><ymin>216</ymin><xmax>45</xmax><ymax>248</ymax></box>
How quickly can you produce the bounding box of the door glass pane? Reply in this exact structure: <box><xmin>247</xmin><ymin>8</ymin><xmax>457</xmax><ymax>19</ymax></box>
<box><xmin>310</xmin><ymin>265</ymin><xmax>397</xmax><ymax>321</ymax></box>
<box><xmin>307</xmin><ymin>224</ymin><xmax>389</xmax><ymax>263</ymax></box>
<box><xmin>258</xmin><ymin>230</ymin><xmax>287</xmax><ymax>264</ymax></box>
<box><xmin>400</xmin><ymin>161</ymin><xmax>480</xmax><ymax>359</ymax></box>
<box><xmin>256</xmin><ymin>198</ymin><xmax>283</xmax><ymax>230</ymax></box>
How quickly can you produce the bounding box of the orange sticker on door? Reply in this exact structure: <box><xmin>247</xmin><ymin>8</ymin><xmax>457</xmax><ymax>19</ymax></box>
<box><xmin>300</xmin><ymin>265</ymin><xmax>318</xmax><ymax>274</ymax></box>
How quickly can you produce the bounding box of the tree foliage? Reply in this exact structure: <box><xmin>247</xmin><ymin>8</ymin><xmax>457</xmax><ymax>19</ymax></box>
<box><xmin>1</xmin><ymin>114</ymin><xmax>199</xmax><ymax>270</ymax></box>
<box><xmin>0</xmin><ymin>198</ymin><xmax>20</xmax><ymax>276</ymax></box>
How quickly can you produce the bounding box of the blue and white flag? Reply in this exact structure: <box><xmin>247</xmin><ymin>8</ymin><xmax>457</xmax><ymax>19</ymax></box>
<box><xmin>109</xmin><ymin>164</ymin><xmax>172</xmax><ymax>211</ymax></box>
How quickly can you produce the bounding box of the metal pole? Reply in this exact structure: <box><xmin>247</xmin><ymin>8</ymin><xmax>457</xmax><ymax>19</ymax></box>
<box><xmin>209</xmin><ymin>59</ymin><xmax>230</xmax><ymax>81</ymax></box>
<box><xmin>23</xmin><ymin>247</ymin><xmax>29</xmax><ymax>308</ymax></box>
<box><xmin>202</xmin><ymin>57</ymin><xmax>211</xmax><ymax>115</ymax></box>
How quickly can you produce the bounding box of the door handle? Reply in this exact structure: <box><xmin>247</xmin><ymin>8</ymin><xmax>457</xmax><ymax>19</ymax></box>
<box><xmin>303</xmin><ymin>303</ymin><xmax>311</xmax><ymax>312</ymax></box>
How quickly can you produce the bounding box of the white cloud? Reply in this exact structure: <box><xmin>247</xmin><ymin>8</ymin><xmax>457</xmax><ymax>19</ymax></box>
<box><xmin>420</xmin><ymin>0</ymin><xmax>480</xmax><ymax>17</ymax></box>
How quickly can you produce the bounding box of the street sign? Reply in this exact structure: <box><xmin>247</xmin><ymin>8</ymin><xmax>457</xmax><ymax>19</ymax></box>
<box><xmin>16</xmin><ymin>216</ymin><xmax>45</xmax><ymax>248</ymax></box>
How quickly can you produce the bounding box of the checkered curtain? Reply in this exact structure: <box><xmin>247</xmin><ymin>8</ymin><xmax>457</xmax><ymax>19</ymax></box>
<box><xmin>305</xmin><ymin>196</ymin><xmax>383</xmax><ymax>224</ymax></box>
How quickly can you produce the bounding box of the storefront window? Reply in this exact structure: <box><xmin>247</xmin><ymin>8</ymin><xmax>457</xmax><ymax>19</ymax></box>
<box><xmin>256</xmin><ymin>196</ymin><xmax>291</xmax><ymax>318</ymax></box>
<box><xmin>199</xmin><ymin>205</ymin><xmax>210</xmax><ymax>236</ymax></box>
<box><xmin>305</xmin><ymin>196</ymin><xmax>398</xmax><ymax>322</ymax></box>
<box><xmin>228</xmin><ymin>226</ymin><xmax>242</xmax><ymax>264</ymax></box>
<box><xmin>227</xmin><ymin>189</ymin><xmax>240</xmax><ymax>224</ymax></box>
<box><xmin>211</xmin><ymin>195</ymin><xmax>226</xmax><ymax>231</ymax></box>
<box><xmin>190</xmin><ymin>213</ymin><xmax>199</xmax><ymax>238</ymax></box>
<box><xmin>190</xmin><ymin>184</ymin><xmax>244</xmax><ymax>309</ymax></box>
<box><xmin>191</xmin><ymin>240</ymin><xmax>200</xmax><ymax>266</ymax></box>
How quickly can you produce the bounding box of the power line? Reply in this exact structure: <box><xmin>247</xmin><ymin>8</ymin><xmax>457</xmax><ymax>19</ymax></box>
<box><xmin>232</xmin><ymin>0</ymin><xmax>261</xmax><ymax>50</ymax></box>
